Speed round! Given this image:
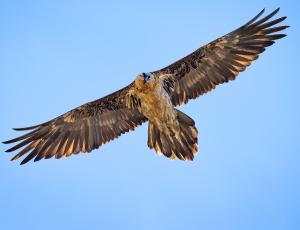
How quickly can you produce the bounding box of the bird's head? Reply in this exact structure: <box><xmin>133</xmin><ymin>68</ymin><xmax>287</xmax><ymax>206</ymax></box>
<box><xmin>135</xmin><ymin>72</ymin><xmax>154</xmax><ymax>90</ymax></box>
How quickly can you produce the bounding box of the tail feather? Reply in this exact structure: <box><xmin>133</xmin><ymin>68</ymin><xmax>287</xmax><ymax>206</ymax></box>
<box><xmin>147</xmin><ymin>110</ymin><xmax>198</xmax><ymax>161</ymax></box>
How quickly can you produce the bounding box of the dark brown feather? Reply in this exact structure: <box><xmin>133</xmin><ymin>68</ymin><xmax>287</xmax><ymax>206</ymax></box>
<box><xmin>152</xmin><ymin>8</ymin><xmax>288</xmax><ymax>106</ymax></box>
<box><xmin>4</xmin><ymin>83</ymin><xmax>147</xmax><ymax>164</ymax></box>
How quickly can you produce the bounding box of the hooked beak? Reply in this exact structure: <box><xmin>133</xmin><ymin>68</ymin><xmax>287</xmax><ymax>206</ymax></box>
<box><xmin>143</xmin><ymin>73</ymin><xmax>150</xmax><ymax>83</ymax></box>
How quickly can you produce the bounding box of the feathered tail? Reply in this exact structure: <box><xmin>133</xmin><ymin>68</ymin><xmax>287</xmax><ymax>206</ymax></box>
<box><xmin>147</xmin><ymin>110</ymin><xmax>198</xmax><ymax>160</ymax></box>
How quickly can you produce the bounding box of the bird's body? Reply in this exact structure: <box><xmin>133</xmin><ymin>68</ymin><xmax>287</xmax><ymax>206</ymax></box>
<box><xmin>134</xmin><ymin>74</ymin><xmax>179</xmax><ymax>136</ymax></box>
<box><xmin>3</xmin><ymin>8</ymin><xmax>288</xmax><ymax>164</ymax></box>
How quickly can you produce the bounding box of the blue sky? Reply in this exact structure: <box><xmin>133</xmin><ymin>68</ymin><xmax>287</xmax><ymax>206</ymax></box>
<box><xmin>0</xmin><ymin>1</ymin><xmax>299</xmax><ymax>229</ymax></box>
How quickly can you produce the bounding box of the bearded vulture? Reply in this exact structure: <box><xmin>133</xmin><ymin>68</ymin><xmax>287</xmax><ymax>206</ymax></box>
<box><xmin>3</xmin><ymin>8</ymin><xmax>288</xmax><ymax>164</ymax></box>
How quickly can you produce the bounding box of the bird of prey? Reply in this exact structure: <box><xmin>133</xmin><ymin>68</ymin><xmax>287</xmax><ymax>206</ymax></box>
<box><xmin>3</xmin><ymin>8</ymin><xmax>288</xmax><ymax>165</ymax></box>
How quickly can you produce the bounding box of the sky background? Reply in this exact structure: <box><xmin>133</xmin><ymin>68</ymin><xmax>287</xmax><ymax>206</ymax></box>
<box><xmin>0</xmin><ymin>1</ymin><xmax>299</xmax><ymax>229</ymax></box>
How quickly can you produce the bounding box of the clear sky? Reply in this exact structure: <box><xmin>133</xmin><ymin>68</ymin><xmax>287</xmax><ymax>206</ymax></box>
<box><xmin>0</xmin><ymin>1</ymin><xmax>299</xmax><ymax>229</ymax></box>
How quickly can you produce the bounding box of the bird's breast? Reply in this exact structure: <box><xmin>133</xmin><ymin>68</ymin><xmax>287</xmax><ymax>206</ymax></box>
<box><xmin>137</xmin><ymin>83</ymin><xmax>179</xmax><ymax>134</ymax></box>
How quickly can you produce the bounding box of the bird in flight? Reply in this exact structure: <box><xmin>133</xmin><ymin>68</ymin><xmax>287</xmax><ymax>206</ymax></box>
<box><xmin>3</xmin><ymin>8</ymin><xmax>288</xmax><ymax>165</ymax></box>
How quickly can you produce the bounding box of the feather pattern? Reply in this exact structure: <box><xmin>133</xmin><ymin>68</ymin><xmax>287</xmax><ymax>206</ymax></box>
<box><xmin>152</xmin><ymin>8</ymin><xmax>288</xmax><ymax>105</ymax></box>
<box><xmin>3</xmin><ymin>83</ymin><xmax>147</xmax><ymax>164</ymax></box>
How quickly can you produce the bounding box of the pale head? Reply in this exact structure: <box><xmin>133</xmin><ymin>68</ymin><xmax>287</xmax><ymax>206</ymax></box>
<box><xmin>135</xmin><ymin>72</ymin><xmax>154</xmax><ymax>90</ymax></box>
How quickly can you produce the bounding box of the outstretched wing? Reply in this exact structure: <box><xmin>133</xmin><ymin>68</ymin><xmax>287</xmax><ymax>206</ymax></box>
<box><xmin>152</xmin><ymin>8</ymin><xmax>288</xmax><ymax>106</ymax></box>
<box><xmin>3</xmin><ymin>83</ymin><xmax>147</xmax><ymax>165</ymax></box>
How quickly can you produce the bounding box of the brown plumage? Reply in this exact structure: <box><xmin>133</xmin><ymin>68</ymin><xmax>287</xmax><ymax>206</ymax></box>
<box><xmin>3</xmin><ymin>8</ymin><xmax>288</xmax><ymax>164</ymax></box>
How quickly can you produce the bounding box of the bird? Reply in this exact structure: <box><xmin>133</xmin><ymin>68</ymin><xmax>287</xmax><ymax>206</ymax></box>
<box><xmin>3</xmin><ymin>8</ymin><xmax>288</xmax><ymax>165</ymax></box>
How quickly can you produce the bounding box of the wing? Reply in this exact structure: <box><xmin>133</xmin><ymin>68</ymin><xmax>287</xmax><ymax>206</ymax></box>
<box><xmin>3</xmin><ymin>83</ymin><xmax>147</xmax><ymax>165</ymax></box>
<box><xmin>152</xmin><ymin>8</ymin><xmax>288</xmax><ymax>106</ymax></box>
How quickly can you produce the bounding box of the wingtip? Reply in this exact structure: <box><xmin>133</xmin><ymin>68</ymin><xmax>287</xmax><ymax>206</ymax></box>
<box><xmin>258</xmin><ymin>8</ymin><xmax>266</xmax><ymax>16</ymax></box>
<box><xmin>10</xmin><ymin>153</ymin><xmax>19</xmax><ymax>161</ymax></box>
<box><xmin>20</xmin><ymin>158</ymin><xmax>28</xmax><ymax>165</ymax></box>
<box><xmin>5</xmin><ymin>148</ymin><xmax>13</xmax><ymax>153</ymax></box>
<box><xmin>280</xmin><ymin>34</ymin><xmax>287</xmax><ymax>39</ymax></box>
<box><xmin>10</xmin><ymin>156</ymin><xmax>17</xmax><ymax>161</ymax></box>
<box><xmin>12</xmin><ymin>124</ymin><xmax>41</xmax><ymax>131</ymax></box>
<box><xmin>266</xmin><ymin>7</ymin><xmax>280</xmax><ymax>15</ymax></box>
<box><xmin>13</xmin><ymin>128</ymin><xmax>25</xmax><ymax>131</ymax></box>
<box><xmin>33</xmin><ymin>157</ymin><xmax>41</xmax><ymax>162</ymax></box>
